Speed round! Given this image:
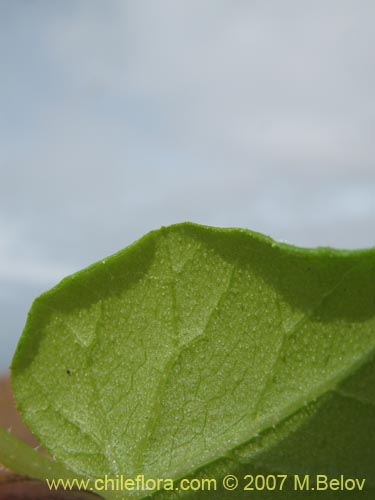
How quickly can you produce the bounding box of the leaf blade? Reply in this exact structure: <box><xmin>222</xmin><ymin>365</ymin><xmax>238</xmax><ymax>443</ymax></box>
<box><xmin>10</xmin><ymin>223</ymin><xmax>375</xmax><ymax>498</ymax></box>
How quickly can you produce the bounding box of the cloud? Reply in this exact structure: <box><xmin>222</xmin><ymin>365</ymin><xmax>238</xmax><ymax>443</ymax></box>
<box><xmin>1</xmin><ymin>1</ymin><xmax>375</xmax><ymax>267</ymax></box>
<box><xmin>1</xmin><ymin>1</ymin><xmax>375</xmax><ymax>369</ymax></box>
<box><xmin>40</xmin><ymin>1</ymin><xmax>375</xmax><ymax>172</ymax></box>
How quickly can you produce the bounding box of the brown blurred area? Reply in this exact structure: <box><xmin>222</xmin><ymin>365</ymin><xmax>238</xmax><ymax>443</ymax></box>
<box><xmin>0</xmin><ymin>374</ymin><xmax>96</xmax><ymax>498</ymax></box>
<box><xmin>0</xmin><ymin>373</ymin><xmax>39</xmax><ymax>448</ymax></box>
<box><xmin>0</xmin><ymin>373</ymin><xmax>40</xmax><ymax>486</ymax></box>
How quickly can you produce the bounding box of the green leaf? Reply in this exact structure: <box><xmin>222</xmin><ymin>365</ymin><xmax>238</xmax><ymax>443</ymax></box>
<box><xmin>0</xmin><ymin>427</ymin><xmax>117</xmax><ymax>499</ymax></box>
<box><xmin>0</xmin><ymin>426</ymin><xmax>74</xmax><ymax>480</ymax></box>
<box><xmin>9</xmin><ymin>223</ymin><xmax>375</xmax><ymax>499</ymax></box>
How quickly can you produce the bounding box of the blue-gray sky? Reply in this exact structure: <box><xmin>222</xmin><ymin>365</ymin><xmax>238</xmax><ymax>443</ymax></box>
<box><xmin>1</xmin><ymin>1</ymin><xmax>375</xmax><ymax>370</ymax></box>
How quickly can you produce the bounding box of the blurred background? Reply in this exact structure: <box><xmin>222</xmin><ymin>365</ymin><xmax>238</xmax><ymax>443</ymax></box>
<box><xmin>1</xmin><ymin>0</ymin><xmax>375</xmax><ymax>372</ymax></box>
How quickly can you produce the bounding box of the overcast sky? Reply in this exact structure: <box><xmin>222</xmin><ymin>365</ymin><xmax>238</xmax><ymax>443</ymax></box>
<box><xmin>1</xmin><ymin>1</ymin><xmax>375</xmax><ymax>370</ymax></box>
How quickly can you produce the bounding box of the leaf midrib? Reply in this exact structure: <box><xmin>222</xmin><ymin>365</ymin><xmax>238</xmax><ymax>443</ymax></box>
<box><xmin>130</xmin><ymin>257</ymin><xmax>375</xmax><ymax>495</ymax></box>
<box><xmin>167</xmin><ymin>346</ymin><xmax>375</xmax><ymax>483</ymax></box>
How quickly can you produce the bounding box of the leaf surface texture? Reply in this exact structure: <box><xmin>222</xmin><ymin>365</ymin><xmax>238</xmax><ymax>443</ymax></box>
<box><xmin>9</xmin><ymin>223</ymin><xmax>375</xmax><ymax>499</ymax></box>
